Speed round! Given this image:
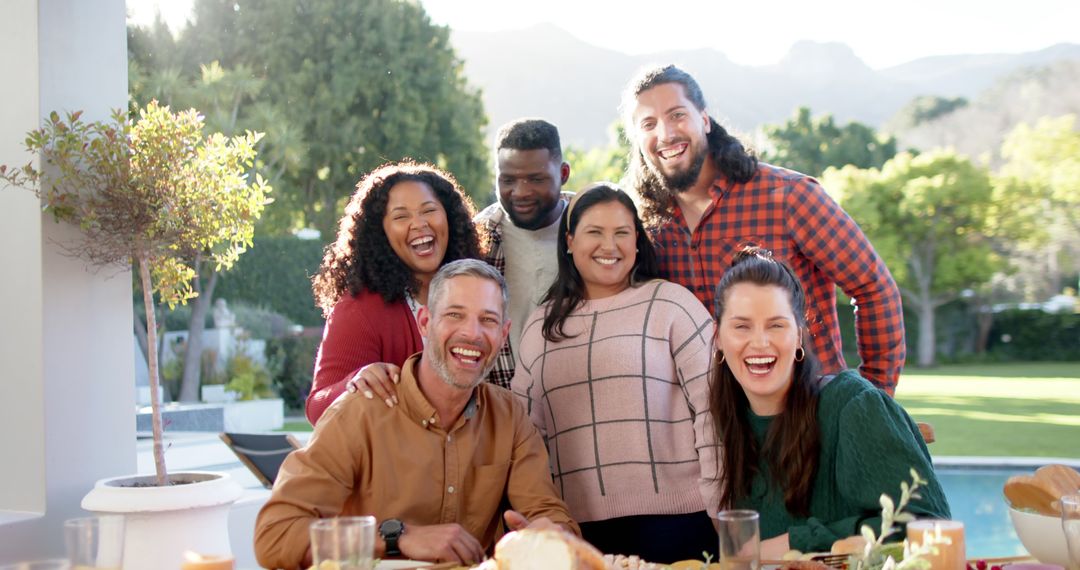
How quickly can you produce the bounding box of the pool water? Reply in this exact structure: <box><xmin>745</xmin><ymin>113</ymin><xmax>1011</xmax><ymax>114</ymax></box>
<box><xmin>937</xmin><ymin>466</ymin><xmax>1028</xmax><ymax>558</ymax></box>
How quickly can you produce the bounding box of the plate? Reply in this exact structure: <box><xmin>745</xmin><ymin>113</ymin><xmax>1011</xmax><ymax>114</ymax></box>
<box><xmin>376</xmin><ymin>561</ymin><xmax>433</xmax><ymax>569</ymax></box>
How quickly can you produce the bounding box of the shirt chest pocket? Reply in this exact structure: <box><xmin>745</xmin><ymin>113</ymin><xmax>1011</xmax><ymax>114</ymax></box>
<box><xmin>461</xmin><ymin>461</ymin><xmax>511</xmax><ymax>519</ymax></box>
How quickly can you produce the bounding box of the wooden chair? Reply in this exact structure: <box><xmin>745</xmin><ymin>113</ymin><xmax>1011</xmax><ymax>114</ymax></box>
<box><xmin>916</xmin><ymin>422</ymin><xmax>935</xmax><ymax>445</ymax></box>
<box><xmin>219</xmin><ymin>432</ymin><xmax>302</xmax><ymax>488</ymax></box>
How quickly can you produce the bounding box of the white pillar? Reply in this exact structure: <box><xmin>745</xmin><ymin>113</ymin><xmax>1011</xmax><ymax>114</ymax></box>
<box><xmin>0</xmin><ymin>0</ymin><xmax>133</xmax><ymax>560</ymax></box>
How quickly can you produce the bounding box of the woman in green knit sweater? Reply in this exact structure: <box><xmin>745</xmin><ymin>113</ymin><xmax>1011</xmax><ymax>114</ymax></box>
<box><xmin>708</xmin><ymin>247</ymin><xmax>950</xmax><ymax>557</ymax></box>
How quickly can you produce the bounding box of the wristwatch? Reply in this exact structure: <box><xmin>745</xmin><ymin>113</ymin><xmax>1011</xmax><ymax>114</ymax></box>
<box><xmin>379</xmin><ymin>518</ymin><xmax>405</xmax><ymax>556</ymax></box>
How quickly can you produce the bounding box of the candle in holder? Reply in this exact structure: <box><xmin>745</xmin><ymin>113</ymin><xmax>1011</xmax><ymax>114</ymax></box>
<box><xmin>907</xmin><ymin>519</ymin><xmax>966</xmax><ymax>570</ymax></box>
<box><xmin>180</xmin><ymin>552</ymin><xmax>235</xmax><ymax>570</ymax></box>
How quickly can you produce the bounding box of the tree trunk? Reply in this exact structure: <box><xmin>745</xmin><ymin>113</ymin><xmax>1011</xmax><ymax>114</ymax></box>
<box><xmin>133</xmin><ymin>313</ymin><xmax>149</xmax><ymax>369</ymax></box>
<box><xmin>975</xmin><ymin>308</ymin><xmax>994</xmax><ymax>354</ymax></box>
<box><xmin>178</xmin><ymin>257</ymin><xmax>219</xmax><ymax>402</ymax></box>
<box><xmin>139</xmin><ymin>256</ymin><xmax>168</xmax><ymax>486</ymax></box>
<box><xmin>917</xmin><ymin>301</ymin><xmax>936</xmax><ymax>368</ymax></box>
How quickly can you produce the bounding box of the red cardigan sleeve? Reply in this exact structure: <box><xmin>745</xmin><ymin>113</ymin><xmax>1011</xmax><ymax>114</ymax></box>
<box><xmin>305</xmin><ymin>290</ymin><xmax>423</xmax><ymax>424</ymax></box>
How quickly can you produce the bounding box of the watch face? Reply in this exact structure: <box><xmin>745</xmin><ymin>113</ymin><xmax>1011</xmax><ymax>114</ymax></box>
<box><xmin>380</xmin><ymin>518</ymin><xmax>404</xmax><ymax>537</ymax></box>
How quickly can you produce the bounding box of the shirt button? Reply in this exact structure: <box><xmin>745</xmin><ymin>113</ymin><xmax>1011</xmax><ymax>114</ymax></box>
<box><xmin>447</xmin><ymin>485</ymin><xmax>455</xmax><ymax>494</ymax></box>
<box><xmin>446</xmin><ymin>435</ymin><xmax>452</xmax><ymax>443</ymax></box>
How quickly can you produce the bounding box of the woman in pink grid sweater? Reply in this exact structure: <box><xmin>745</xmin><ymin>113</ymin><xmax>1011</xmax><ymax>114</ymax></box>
<box><xmin>512</xmin><ymin>182</ymin><xmax>718</xmax><ymax>563</ymax></box>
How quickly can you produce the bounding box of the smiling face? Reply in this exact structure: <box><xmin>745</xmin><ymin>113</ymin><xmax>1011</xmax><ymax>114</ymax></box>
<box><xmin>715</xmin><ymin>282</ymin><xmax>802</xmax><ymax>416</ymax></box>
<box><xmin>419</xmin><ymin>275</ymin><xmax>510</xmax><ymax>390</ymax></box>
<box><xmin>630</xmin><ymin>82</ymin><xmax>711</xmax><ymax>192</ymax></box>
<box><xmin>382</xmin><ymin>180</ymin><xmax>450</xmax><ymax>283</ymax></box>
<box><xmin>496</xmin><ymin>148</ymin><xmax>568</xmax><ymax>230</ymax></box>
<box><xmin>567</xmin><ymin>200</ymin><xmax>638</xmax><ymax>300</ymax></box>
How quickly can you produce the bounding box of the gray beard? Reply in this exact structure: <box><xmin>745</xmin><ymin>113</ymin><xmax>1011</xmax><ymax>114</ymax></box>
<box><xmin>429</xmin><ymin>346</ymin><xmax>495</xmax><ymax>390</ymax></box>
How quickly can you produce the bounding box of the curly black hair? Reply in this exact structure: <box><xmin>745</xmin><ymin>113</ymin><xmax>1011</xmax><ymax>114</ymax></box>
<box><xmin>312</xmin><ymin>160</ymin><xmax>480</xmax><ymax>315</ymax></box>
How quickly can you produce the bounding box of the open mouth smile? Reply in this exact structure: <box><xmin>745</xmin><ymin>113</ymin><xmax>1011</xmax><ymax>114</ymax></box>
<box><xmin>449</xmin><ymin>346</ymin><xmax>484</xmax><ymax>366</ymax></box>
<box><xmin>409</xmin><ymin>235</ymin><xmax>436</xmax><ymax>256</ymax></box>
<box><xmin>657</xmin><ymin>143</ymin><xmax>688</xmax><ymax>160</ymax></box>
<box><xmin>744</xmin><ymin>356</ymin><xmax>777</xmax><ymax>375</ymax></box>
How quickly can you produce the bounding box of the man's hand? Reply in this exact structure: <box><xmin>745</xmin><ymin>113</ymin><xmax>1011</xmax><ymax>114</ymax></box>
<box><xmin>345</xmin><ymin>362</ymin><xmax>401</xmax><ymax>408</ymax></box>
<box><xmin>504</xmin><ymin>510</ymin><xmax>562</xmax><ymax>532</ymax></box>
<box><xmin>397</xmin><ymin>523</ymin><xmax>485</xmax><ymax>564</ymax></box>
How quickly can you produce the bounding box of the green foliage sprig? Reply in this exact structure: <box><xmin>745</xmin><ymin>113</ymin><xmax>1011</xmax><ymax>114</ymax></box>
<box><xmin>851</xmin><ymin>469</ymin><xmax>944</xmax><ymax>570</ymax></box>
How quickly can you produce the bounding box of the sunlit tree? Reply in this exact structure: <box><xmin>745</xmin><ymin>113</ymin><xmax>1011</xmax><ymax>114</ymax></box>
<box><xmin>763</xmin><ymin>106</ymin><xmax>897</xmax><ymax>177</ymax></box>
<box><xmin>824</xmin><ymin>151</ymin><xmax>1005</xmax><ymax>367</ymax></box>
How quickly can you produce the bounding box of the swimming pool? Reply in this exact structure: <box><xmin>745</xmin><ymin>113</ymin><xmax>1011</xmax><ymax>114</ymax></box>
<box><xmin>936</xmin><ymin>466</ymin><xmax>1028</xmax><ymax>558</ymax></box>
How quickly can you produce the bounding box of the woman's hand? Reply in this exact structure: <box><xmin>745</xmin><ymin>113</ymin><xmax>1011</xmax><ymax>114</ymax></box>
<box><xmin>760</xmin><ymin>533</ymin><xmax>791</xmax><ymax>560</ymax></box>
<box><xmin>346</xmin><ymin>362</ymin><xmax>401</xmax><ymax>408</ymax></box>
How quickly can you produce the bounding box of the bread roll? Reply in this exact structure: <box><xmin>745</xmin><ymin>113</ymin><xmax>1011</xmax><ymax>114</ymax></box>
<box><xmin>492</xmin><ymin>528</ymin><xmax>606</xmax><ymax>570</ymax></box>
<box><xmin>831</xmin><ymin>535</ymin><xmax>868</xmax><ymax>555</ymax></box>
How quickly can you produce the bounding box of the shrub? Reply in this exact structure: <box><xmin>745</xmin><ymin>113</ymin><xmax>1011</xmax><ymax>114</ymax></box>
<box><xmin>230</xmin><ymin>301</ymin><xmax>296</xmax><ymax>339</ymax></box>
<box><xmin>224</xmin><ymin>352</ymin><xmax>275</xmax><ymax>401</ymax></box>
<box><xmin>266</xmin><ymin>335</ymin><xmax>320</xmax><ymax>412</ymax></box>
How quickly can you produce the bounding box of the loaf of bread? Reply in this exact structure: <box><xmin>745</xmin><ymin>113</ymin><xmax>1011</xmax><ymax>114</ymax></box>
<box><xmin>488</xmin><ymin>528</ymin><xmax>606</xmax><ymax>570</ymax></box>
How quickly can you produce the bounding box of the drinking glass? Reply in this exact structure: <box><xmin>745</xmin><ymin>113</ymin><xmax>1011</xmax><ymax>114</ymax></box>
<box><xmin>63</xmin><ymin>515</ymin><xmax>124</xmax><ymax>570</ymax></box>
<box><xmin>716</xmin><ymin>510</ymin><xmax>760</xmax><ymax>570</ymax></box>
<box><xmin>310</xmin><ymin>516</ymin><xmax>376</xmax><ymax>570</ymax></box>
<box><xmin>1062</xmin><ymin>495</ymin><xmax>1080</xmax><ymax>570</ymax></box>
<box><xmin>0</xmin><ymin>561</ymin><xmax>71</xmax><ymax>570</ymax></box>
<box><xmin>906</xmin><ymin>519</ymin><xmax>966</xmax><ymax>570</ymax></box>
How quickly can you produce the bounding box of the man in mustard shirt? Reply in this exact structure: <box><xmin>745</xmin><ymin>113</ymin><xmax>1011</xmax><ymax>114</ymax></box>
<box><xmin>254</xmin><ymin>259</ymin><xmax>578</xmax><ymax>569</ymax></box>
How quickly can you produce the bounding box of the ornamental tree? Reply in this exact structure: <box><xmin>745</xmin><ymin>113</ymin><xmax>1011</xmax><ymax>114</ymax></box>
<box><xmin>0</xmin><ymin>102</ymin><xmax>270</xmax><ymax>485</ymax></box>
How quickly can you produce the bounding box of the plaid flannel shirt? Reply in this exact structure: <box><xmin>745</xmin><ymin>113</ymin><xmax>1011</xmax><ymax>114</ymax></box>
<box><xmin>650</xmin><ymin>163</ymin><xmax>905</xmax><ymax>393</ymax></box>
<box><xmin>474</xmin><ymin>193</ymin><xmax>573</xmax><ymax>389</ymax></box>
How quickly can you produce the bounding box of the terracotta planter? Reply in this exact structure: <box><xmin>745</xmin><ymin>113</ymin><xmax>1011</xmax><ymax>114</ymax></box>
<box><xmin>81</xmin><ymin>471</ymin><xmax>243</xmax><ymax>570</ymax></box>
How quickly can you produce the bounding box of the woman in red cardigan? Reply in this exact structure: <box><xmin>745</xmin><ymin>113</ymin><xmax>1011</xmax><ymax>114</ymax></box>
<box><xmin>305</xmin><ymin>160</ymin><xmax>480</xmax><ymax>424</ymax></box>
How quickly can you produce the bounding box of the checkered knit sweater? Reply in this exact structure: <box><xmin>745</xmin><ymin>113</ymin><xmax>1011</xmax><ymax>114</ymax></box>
<box><xmin>511</xmin><ymin>279</ymin><xmax>719</xmax><ymax>524</ymax></box>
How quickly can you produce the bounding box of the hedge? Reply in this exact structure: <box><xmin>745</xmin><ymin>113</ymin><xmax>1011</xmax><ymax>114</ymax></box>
<box><xmin>835</xmin><ymin>293</ymin><xmax>1079</xmax><ymax>366</ymax></box>
<box><xmin>214</xmin><ymin>236</ymin><xmax>326</xmax><ymax>326</ymax></box>
<box><xmin>985</xmin><ymin>309</ymin><xmax>1080</xmax><ymax>361</ymax></box>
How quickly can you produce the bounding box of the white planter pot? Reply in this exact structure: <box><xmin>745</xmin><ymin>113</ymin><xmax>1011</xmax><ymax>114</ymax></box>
<box><xmin>224</xmin><ymin>398</ymin><xmax>284</xmax><ymax>431</ymax></box>
<box><xmin>201</xmin><ymin>384</ymin><xmax>238</xmax><ymax>403</ymax></box>
<box><xmin>81</xmin><ymin>471</ymin><xmax>243</xmax><ymax>570</ymax></box>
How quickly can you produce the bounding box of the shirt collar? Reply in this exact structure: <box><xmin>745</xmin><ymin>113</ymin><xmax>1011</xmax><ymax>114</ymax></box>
<box><xmin>398</xmin><ymin>353</ymin><xmax>483</xmax><ymax>431</ymax></box>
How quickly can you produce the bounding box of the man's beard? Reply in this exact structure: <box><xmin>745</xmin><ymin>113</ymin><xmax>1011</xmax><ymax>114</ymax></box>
<box><xmin>428</xmin><ymin>342</ymin><xmax>495</xmax><ymax>390</ymax></box>
<box><xmin>646</xmin><ymin>139</ymin><xmax>708</xmax><ymax>194</ymax></box>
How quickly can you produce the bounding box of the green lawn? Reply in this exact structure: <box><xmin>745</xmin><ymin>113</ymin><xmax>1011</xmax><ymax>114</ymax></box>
<box><xmin>280</xmin><ymin>420</ymin><xmax>313</xmax><ymax>432</ymax></box>
<box><xmin>279</xmin><ymin>362</ymin><xmax>1080</xmax><ymax>457</ymax></box>
<box><xmin>896</xmin><ymin>362</ymin><xmax>1080</xmax><ymax>458</ymax></box>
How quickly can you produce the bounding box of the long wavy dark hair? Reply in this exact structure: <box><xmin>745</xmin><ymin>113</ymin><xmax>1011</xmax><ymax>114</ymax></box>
<box><xmin>709</xmin><ymin>247</ymin><xmax>822</xmax><ymax>517</ymax></box>
<box><xmin>312</xmin><ymin>160</ymin><xmax>480</xmax><ymax>315</ymax></box>
<box><xmin>620</xmin><ymin>64</ymin><xmax>759</xmax><ymax>226</ymax></box>
<box><xmin>541</xmin><ymin>182</ymin><xmax>659</xmax><ymax>342</ymax></box>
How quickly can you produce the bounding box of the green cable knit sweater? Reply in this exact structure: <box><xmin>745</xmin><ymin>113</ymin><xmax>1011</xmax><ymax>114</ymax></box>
<box><xmin>739</xmin><ymin>370</ymin><xmax>951</xmax><ymax>552</ymax></box>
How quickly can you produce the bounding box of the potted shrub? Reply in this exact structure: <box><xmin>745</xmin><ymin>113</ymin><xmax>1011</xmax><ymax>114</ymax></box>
<box><xmin>1</xmin><ymin>102</ymin><xmax>270</xmax><ymax>569</ymax></box>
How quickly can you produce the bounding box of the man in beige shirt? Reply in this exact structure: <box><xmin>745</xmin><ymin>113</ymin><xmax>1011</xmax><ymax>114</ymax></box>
<box><xmin>254</xmin><ymin>259</ymin><xmax>578</xmax><ymax>569</ymax></box>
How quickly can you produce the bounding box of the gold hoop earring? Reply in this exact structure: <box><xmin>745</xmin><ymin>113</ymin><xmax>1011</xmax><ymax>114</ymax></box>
<box><xmin>716</xmin><ymin>351</ymin><xmax>725</xmax><ymax>365</ymax></box>
<box><xmin>794</xmin><ymin>347</ymin><xmax>805</xmax><ymax>362</ymax></box>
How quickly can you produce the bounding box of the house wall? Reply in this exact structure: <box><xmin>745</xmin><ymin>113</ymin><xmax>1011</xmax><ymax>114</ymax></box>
<box><xmin>0</xmin><ymin>0</ymin><xmax>134</xmax><ymax>560</ymax></box>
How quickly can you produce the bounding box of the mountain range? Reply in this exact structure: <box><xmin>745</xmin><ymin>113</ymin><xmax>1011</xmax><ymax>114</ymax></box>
<box><xmin>449</xmin><ymin>23</ymin><xmax>1080</xmax><ymax>148</ymax></box>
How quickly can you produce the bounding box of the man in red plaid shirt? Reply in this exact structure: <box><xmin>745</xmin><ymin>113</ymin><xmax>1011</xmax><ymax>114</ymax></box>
<box><xmin>620</xmin><ymin>65</ymin><xmax>905</xmax><ymax>393</ymax></box>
